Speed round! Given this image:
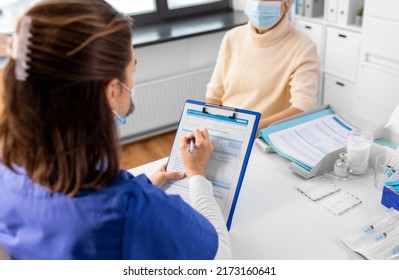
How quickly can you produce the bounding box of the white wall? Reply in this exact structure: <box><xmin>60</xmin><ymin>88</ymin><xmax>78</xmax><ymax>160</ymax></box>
<box><xmin>232</xmin><ymin>0</ymin><xmax>246</xmax><ymax>11</ymax></box>
<box><xmin>134</xmin><ymin>32</ymin><xmax>225</xmax><ymax>84</ymax></box>
<box><xmin>133</xmin><ymin>0</ymin><xmax>250</xmax><ymax>83</ymax></box>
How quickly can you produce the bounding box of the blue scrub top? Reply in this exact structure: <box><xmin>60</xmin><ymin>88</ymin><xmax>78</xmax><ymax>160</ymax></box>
<box><xmin>0</xmin><ymin>164</ymin><xmax>218</xmax><ymax>259</ymax></box>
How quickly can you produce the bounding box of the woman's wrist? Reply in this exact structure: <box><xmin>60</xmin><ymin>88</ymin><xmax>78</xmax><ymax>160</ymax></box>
<box><xmin>186</xmin><ymin>169</ymin><xmax>205</xmax><ymax>178</ymax></box>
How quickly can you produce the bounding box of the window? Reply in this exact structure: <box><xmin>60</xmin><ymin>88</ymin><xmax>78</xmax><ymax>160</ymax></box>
<box><xmin>0</xmin><ymin>0</ymin><xmax>231</xmax><ymax>34</ymax></box>
<box><xmin>106</xmin><ymin>0</ymin><xmax>231</xmax><ymax>25</ymax></box>
<box><xmin>167</xmin><ymin>0</ymin><xmax>223</xmax><ymax>10</ymax></box>
<box><xmin>105</xmin><ymin>0</ymin><xmax>156</xmax><ymax>16</ymax></box>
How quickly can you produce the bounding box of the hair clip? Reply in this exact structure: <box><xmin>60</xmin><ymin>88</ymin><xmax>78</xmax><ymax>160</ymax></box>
<box><xmin>6</xmin><ymin>16</ymin><xmax>32</xmax><ymax>81</ymax></box>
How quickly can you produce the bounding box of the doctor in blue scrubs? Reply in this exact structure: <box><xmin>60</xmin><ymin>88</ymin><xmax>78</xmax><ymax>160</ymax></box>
<box><xmin>0</xmin><ymin>0</ymin><xmax>231</xmax><ymax>260</ymax></box>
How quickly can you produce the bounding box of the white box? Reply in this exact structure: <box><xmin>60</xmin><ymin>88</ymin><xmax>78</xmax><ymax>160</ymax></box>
<box><xmin>336</xmin><ymin>0</ymin><xmax>364</xmax><ymax>26</ymax></box>
<box><xmin>326</xmin><ymin>0</ymin><xmax>338</xmax><ymax>23</ymax></box>
<box><xmin>304</xmin><ymin>0</ymin><xmax>325</xmax><ymax>18</ymax></box>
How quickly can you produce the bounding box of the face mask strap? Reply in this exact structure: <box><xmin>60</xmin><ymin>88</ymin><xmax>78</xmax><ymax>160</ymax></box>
<box><xmin>119</xmin><ymin>81</ymin><xmax>133</xmax><ymax>93</ymax></box>
<box><xmin>118</xmin><ymin>81</ymin><xmax>136</xmax><ymax>117</ymax></box>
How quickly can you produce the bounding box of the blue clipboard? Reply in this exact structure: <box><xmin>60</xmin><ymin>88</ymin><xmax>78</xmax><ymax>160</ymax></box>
<box><xmin>165</xmin><ymin>100</ymin><xmax>261</xmax><ymax>230</ymax></box>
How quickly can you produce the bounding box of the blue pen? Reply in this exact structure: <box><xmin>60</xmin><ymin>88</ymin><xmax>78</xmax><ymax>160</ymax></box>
<box><xmin>188</xmin><ymin>138</ymin><xmax>195</xmax><ymax>154</ymax></box>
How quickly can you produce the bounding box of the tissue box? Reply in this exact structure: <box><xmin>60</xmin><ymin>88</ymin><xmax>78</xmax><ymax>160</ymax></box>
<box><xmin>381</xmin><ymin>186</ymin><xmax>399</xmax><ymax>211</ymax></box>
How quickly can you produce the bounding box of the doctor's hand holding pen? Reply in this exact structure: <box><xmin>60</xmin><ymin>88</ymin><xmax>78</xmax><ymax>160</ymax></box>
<box><xmin>149</xmin><ymin>128</ymin><xmax>213</xmax><ymax>186</ymax></box>
<box><xmin>180</xmin><ymin>128</ymin><xmax>213</xmax><ymax>178</ymax></box>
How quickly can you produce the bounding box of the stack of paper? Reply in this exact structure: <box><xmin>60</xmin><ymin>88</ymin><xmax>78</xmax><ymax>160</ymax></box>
<box><xmin>259</xmin><ymin>108</ymin><xmax>355</xmax><ymax>171</ymax></box>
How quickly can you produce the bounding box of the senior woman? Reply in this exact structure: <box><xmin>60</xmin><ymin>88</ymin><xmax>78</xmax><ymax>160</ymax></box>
<box><xmin>206</xmin><ymin>0</ymin><xmax>320</xmax><ymax>131</ymax></box>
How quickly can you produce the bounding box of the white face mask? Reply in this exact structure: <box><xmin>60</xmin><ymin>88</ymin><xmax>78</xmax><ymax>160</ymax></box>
<box><xmin>245</xmin><ymin>0</ymin><xmax>285</xmax><ymax>30</ymax></box>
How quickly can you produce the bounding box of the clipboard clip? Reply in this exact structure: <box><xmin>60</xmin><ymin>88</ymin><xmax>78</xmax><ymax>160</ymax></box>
<box><xmin>202</xmin><ymin>103</ymin><xmax>236</xmax><ymax>119</ymax></box>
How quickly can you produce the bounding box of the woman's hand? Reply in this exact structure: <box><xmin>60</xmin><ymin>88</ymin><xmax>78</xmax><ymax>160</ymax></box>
<box><xmin>180</xmin><ymin>129</ymin><xmax>213</xmax><ymax>178</ymax></box>
<box><xmin>149</xmin><ymin>163</ymin><xmax>184</xmax><ymax>187</ymax></box>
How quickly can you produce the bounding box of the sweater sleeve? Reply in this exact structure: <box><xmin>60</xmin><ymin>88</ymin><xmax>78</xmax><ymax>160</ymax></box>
<box><xmin>189</xmin><ymin>175</ymin><xmax>232</xmax><ymax>260</ymax></box>
<box><xmin>205</xmin><ymin>33</ymin><xmax>229</xmax><ymax>102</ymax></box>
<box><xmin>289</xmin><ymin>41</ymin><xmax>320</xmax><ymax>112</ymax></box>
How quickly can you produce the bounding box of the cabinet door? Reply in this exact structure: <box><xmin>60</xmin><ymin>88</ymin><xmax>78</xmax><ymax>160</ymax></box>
<box><xmin>324</xmin><ymin>27</ymin><xmax>360</xmax><ymax>81</ymax></box>
<box><xmin>294</xmin><ymin>19</ymin><xmax>323</xmax><ymax>57</ymax></box>
<box><xmin>322</xmin><ymin>74</ymin><xmax>357</xmax><ymax>114</ymax></box>
<box><xmin>327</xmin><ymin>0</ymin><xmax>338</xmax><ymax>23</ymax></box>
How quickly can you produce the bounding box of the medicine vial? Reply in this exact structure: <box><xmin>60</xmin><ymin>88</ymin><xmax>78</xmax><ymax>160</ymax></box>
<box><xmin>334</xmin><ymin>152</ymin><xmax>349</xmax><ymax>180</ymax></box>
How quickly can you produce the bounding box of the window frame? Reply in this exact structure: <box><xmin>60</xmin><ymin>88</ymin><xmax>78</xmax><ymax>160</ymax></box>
<box><xmin>132</xmin><ymin>0</ymin><xmax>232</xmax><ymax>26</ymax></box>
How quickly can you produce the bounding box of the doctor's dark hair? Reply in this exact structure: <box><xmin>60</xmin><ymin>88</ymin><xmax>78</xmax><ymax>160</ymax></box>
<box><xmin>0</xmin><ymin>0</ymin><xmax>133</xmax><ymax>196</ymax></box>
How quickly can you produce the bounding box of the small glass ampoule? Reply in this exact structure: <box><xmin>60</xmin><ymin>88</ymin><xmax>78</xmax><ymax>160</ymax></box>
<box><xmin>334</xmin><ymin>152</ymin><xmax>349</xmax><ymax>180</ymax></box>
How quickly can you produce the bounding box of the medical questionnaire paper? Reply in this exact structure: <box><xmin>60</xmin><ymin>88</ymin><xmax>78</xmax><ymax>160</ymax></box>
<box><xmin>165</xmin><ymin>101</ymin><xmax>259</xmax><ymax>226</ymax></box>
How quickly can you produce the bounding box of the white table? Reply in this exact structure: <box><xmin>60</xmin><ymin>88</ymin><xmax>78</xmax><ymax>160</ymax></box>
<box><xmin>129</xmin><ymin>146</ymin><xmax>388</xmax><ymax>259</ymax></box>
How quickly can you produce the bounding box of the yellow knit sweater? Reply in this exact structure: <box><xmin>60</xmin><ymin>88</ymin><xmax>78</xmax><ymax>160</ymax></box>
<box><xmin>206</xmin><ymin>16</ymin><xmax>320</xmax><ymax>119</ymax></box>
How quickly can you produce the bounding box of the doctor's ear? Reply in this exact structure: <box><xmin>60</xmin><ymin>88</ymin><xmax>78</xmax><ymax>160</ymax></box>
<box><xmin>104</xmin><ymin>78</ymin><xmax>120</xmax><ymax>110</ymax></box>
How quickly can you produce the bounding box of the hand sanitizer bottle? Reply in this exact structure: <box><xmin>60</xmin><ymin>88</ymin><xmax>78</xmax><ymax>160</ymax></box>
<box><xmin>334</xmin><ymin>152</ymin><xmax>349</xmax><ymax>180</ymax></box>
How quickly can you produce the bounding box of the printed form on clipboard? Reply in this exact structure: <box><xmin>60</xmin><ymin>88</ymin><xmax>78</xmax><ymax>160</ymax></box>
<box><xmin>165</xmin><ymin>100</ymin><xmax>260</xmax><ymax>230</ymax></box>
<box><xmin>259</xmin><ymin>107</ymin><xmax>355</xmax><ymax>172</ymax></box>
